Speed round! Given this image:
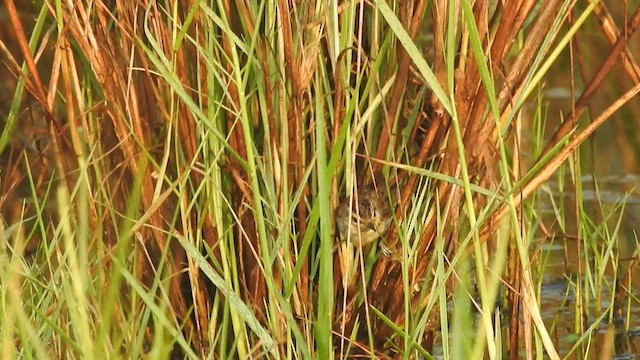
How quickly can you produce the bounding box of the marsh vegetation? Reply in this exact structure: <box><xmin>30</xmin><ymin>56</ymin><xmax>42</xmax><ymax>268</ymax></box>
<box><xmin>1</xmin><ymin>1</ymin><xmax>640</xmax><ymax>359</ymax></box>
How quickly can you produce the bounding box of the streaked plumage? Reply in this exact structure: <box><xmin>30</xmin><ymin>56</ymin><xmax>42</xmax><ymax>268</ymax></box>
<box><xmin>336</xmin><ymin>181</ymin><xmax>392</xmax><ymax>247</ymax></box>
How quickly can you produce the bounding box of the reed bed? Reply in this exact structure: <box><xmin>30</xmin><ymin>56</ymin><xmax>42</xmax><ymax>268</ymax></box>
<box><xmin>1</xmin><ymin>0</ymin><xmax>639</xmax><ymax>358</ymax></box>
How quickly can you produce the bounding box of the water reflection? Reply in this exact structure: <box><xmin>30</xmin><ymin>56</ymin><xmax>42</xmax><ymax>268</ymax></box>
<box><xmin>536</xmin><ymin>172</ymin><xmax>640</xmax><ymax>357</ymax></box>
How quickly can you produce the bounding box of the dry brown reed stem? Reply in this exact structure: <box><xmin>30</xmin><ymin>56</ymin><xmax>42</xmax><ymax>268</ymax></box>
<box><xmin>590</xmin><ymin>3</ymin><xmax>640</xmax><ymax>174</ymax></box>
<box><xmin>171</xmin><ymin>8</ymin><xmax>214</xmax><ymax>341</ymax></box>
<box><xmin>373</xmin><ymin>0</ymin><xmax>427</xmax><ymax>173</ymax></box>
<box><xmin>363</xmin><ymin>18</ymin><xmax>446</xmax><ymax>348</ymax></box>
<box><xmin>365</xmin><ymin>2</ymin><xmax>640</xmax><ymax>351</ymax></box>
<box><xmin>58</xmin><ymin>1</ymin><xmax>206</xmax><ymax>350</ymax></box>
<box><xmin>490</xmin><ymin>0</ymin><xmax>537</xmax><ymax>70</ymax></box>
<box><xmin>58</xmin><ymin>38</ymin><xmax>103</xmax><ymax>245</ymax></box>
<box><xmin>364</xmin><ymin>4</ymin><xmax>452</xmax><ymax>345</ymax></box>
<box><xmin>275</xmin><ymin>0</ymin><xmax>313</xmax><ymax>310</ymax></box>
<box><xmin>366</xmin><ymin>111</ymin><xmax>443</xmax><ymax>313</ymax></box>
<box><xmin>4</xmin><ymin>0</ymin><xmax>70</xmax><ymax>186</ymax></box>
<box><xmin>438</xmin><ymin>0</ymin><xmax>565</xmax><ymax>252</ymax></box>
<box><xmin>467</xmin><ymin>0</ymin><xmax>545</xmax><ymax>173</ymax></box>
<box><xmin>494</xmin><ymin>80</ymin><xmax>640</xmax><ymax>226</ymax></box>
<box><xmin>366</xmin><ymin>0</ymin><xmax>455</xmax><ymax>343</ymax></box>
<box><xmin>592</xmin><ymin>1</ymin><xmax>640</xmax><ymax>84</ymax></box>
<box><xmin>7</xmin><ymin>0</ymin><xmax>192</xmax><ymax>342</ymax></box>
<box><xmin>430</xmin><ymin>0</ymin><xmax>446</xmax><ymax>108</ymax></box>
<box><xmin>365</xmin><ymin>1</ymin><xmax>569</xmax><ymax>344</ymax></box>
<box><xmin>213</xmin><ymin>0</ymin><xmax>271</xmax><ymax>324</ymax></box>
<box><xmin>496</xmin><ymin>0</ymin><xmax>565</xmax><ymax>111</ymax></box>
<box><xmin>4</xmin><ymin>0</ymin><xmax>53</xmax><ymax>122</ymax></box>
<box><xmin>455</xmin><ymin>0</ymin><xmax>488</xmax><ymax>145</ymax></box>
<box><xmin>542</xmin><ymin>4</ymin><xmax>640</xmax><ymax>158</ymax></box>
<box><xmin>368</xmin><ymin>0</ymin><xmax>431</xmax><ymax>261</ymax></box>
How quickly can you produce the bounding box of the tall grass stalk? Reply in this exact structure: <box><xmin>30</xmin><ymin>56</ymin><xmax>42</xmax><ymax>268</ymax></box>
<box><xmin>1</xmin><ymin>0</ymin><xmax>639</xmax><ymax>358</ymax></box>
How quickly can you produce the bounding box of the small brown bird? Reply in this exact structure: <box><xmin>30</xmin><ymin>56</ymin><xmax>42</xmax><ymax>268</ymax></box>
<box><xmin>336</xmin><ymin>176</ymin><xmax>393</xmax><ymax>254</ymax></box>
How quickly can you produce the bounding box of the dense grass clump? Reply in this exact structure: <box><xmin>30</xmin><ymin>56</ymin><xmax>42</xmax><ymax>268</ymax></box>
<box><xmin>1</xmin><ymin>1</ymin><xmax>639</xmax><ymax>358</ymax></box>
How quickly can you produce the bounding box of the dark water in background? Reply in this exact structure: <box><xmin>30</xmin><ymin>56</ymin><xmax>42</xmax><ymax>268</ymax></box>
<box><xmin>535</xmin><ymin>173</ymin><xmax>640</xmax><ymax>358</ymax></box>
<box><xmin>531</xmin><ymin>18</ymin><xmax>640</xmax><ymax>354</ymax></box>
<box><xmin>522</xmin><ymin>4</ymin><xmax>640</xmax><ymax>354</ymax></box>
